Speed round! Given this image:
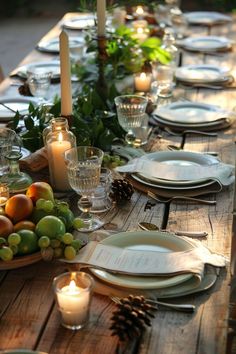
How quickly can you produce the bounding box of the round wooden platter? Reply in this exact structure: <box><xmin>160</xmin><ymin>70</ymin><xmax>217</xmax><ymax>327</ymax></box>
<box><xmin>0</xmin><ymin>251</ymin><xmax>42</xmax><ymax>270</ymax></box>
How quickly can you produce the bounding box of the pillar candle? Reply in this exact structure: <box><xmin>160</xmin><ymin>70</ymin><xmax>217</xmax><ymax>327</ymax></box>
<box><xmin>47</xmin><ymin>132</ymin><xmax>71</xmax><ymax>191</ymax></box>
<box><xmin>59</xmin><ymin>30</ymin><xmax>72</xmax><ymax>116</ymax></box>
<box><xmin>134</xmin><ymin>72</ymin><xmax>152</xmax><ymax>92</ymax></box>
<box><xmin>97</xmin><ymin>0</ymin><xmax>106</xmax><ymax>37</ymax></box>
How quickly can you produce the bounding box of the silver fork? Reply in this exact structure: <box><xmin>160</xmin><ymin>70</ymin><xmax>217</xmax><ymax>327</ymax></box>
<box><xmin>164</xmin><ymin>127</ymin><xmax>218</xmax><ymax>137</ymax></box>
<box><xmin>147</xmin><ymin>191</ymin><xmax>216</xmax><ymax>205</ymax></box>
<box><xmin>110</xmin><ymin>295</ymin><xmax>195</xmax><ymax>313</ymax></box>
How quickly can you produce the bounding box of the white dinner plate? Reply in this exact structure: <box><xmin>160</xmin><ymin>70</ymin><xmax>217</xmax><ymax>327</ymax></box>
<box><xmin>14</xmin><ymin>61</ymin><xmax>60</xmax><ymax>80</ymax></box>
<box><xmin>175</xmin><ymin>64</ymin><xmax>230</xmax><ymax>83</ymax></box>
<box><xmin>180</xmin><ymin>36</ymin><xmax>231</xmax><ymax>52</ymax></box>
<box><xmin>153</xmin><ymin>101</ymin><xmax>230</xmax><ymax>125</ymax></box>
<box><xmin>134</xmin><ymin>151</ymin><xmax>218</xmax><ymax>187</ymax></box>
<box><xmin>185</xmin><ymin>11</ymin><xmax>232</xmax><ymax>25</ymax></box>
<box><xmin>37</xmin><ymin>37</ymin><xmax>85</xmax><ymax>53</ymax></box>
<box><xmin>62</xmin><ymin>14</ymin><xmax>95</xmax><ymax>30</ymax></box>
<box><xmin>91</xmin><ymin>231</ymin><xmax>194</xmax><ymax>289</ymax></box>
<box><xmin>0</xmin><ymin>96</ymin><xmax>39</xmax><ymax>120</ymax></box>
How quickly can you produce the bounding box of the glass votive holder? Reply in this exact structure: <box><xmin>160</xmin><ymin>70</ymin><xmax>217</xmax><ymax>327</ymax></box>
<box><xmin>155</xmin><ymin>64</ymin><xmax>175</xmax><ymax>98</ymax></box>
<box><xmin>53</xmin><ymin>271</ymin><xmax>94</xmax><ymax>330</ymax></box>
<box><xmin>0</xmin><ymin>183</ymin><xmax>9</xmax><ymax>206</ymax></box>
<box><xmin>134</xmin><ymin>72</ymin><xmax>152</xmax><ymax>92</ymax></box>
<box><xmin>91</xmin><ymin>168</ymin><xmax>112</xmax><ymax>213</ymax></box>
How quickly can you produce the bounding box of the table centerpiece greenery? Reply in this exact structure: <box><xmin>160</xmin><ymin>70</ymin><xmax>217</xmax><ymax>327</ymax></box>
<box><xmin>12</xmin><ymin>8</ymin><xmax>171</xmax><ymax>152</ymax></box>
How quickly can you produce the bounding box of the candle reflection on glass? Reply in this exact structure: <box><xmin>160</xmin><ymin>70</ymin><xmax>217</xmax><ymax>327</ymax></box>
<box><xmin>53</xmin><ymin>272</ymin><xmax>94</xmax><ymax>330</ymax></box>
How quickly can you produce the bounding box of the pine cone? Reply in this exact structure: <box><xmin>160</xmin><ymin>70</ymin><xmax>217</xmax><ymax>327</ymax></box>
<box><xmin>18</xmin><ymin>82</ymin><xmax>33</xmax><ymax>96</ymax></box>
<box><xmin>110</xmin><ymin>179</ymin><xmax>134</xmax><ymax>205</ymax></box>
<box><xmin>110</xmin><ymin>295</ymin><xmax>156</xmax><ymax>342</ymax></box>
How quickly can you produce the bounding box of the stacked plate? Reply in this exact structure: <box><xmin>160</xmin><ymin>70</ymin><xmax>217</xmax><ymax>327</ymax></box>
<box><xmin>37</xmin><ymin>37</ymin><xmax>85</xmax><ymax>54</ymax></box>
<box><xmin>152</xmin><ymin>101</ymin><xmax>233</xmax><ymax>131</ymax></box>
<box><xmin>62</xmin><ymin>14</ymin><xmax>95</xmax><ymax>30</ymax></box>
<box><xmin>131</xmin><ymin>151</ymin><xmax>221</xmax><ymax>194</ymax></box>
<box><xmin>175</xmin><ymin>64</ymin><xmax>232</xmax><ymax>85</ymax></box>
<box><xmin>90</xmin><ymin>230</ymin><xmax>217</xmax><ymax>298</ymax></box>
<box><xmin>11</xmin><ymin>60</ymin><xmax>61</xmax><ymax>81</ymax></box>
<box><xmin>184</xmin><ymin>12</ymin><xmax>232</xmax><ymax>26</ymax></box>
<box><xmin>179</xmin><ymin>36</ymin><xmax>232</xmax><ymax>52</ymax></box>
<box><xmin>0</xmin><ymin>96</ymin><xmax>39</xmax><ymax>122</ymax></box>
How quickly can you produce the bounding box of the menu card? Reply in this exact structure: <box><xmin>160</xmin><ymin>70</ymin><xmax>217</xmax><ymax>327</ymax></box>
<box><xmin>65</xmin><ymin>241</ymin><xmax>227</xmax><ymax>277</ymax></box>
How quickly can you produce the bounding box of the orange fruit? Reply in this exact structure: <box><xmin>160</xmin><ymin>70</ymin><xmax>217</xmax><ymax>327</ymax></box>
<box><xmin>5</xmin><ymin>194</ymin><xmax>33</xmax><ymax>223</ymax></box>
<box><xmin>35</xmin><ymin>215</ymin><xmax>66</xmax><ymax>238</ymax></box>
<box><xmin>14</xmin><ymin>220</ymin><xmax>36</xmax><ymax>232</ymax></box>
<box><xmin>0</xmin><ymin>215</ymin><xmax>14</xmax><ymax>238</ymax></box>
<box><xmin>17</xmin><ymin>229</ymin><xmax>39</xmax><ymax>255</ymax></box>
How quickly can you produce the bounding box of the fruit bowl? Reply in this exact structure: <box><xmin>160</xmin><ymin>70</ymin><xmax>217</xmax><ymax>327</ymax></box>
<box><xmin>0</xmin><ymin>251</ymin><xmax>42</xmax><ymax>270</ymax></box>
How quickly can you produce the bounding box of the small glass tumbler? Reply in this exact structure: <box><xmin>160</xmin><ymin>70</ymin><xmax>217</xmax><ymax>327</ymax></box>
<box><xmin>53</xmin><ymin>271</ymin><xmax>94</xmax><ymax>330</ymax></box>
<box><xmin>27</xmin><ymin>69</ymin><xmax>52</xmax><ymax>101</ymax></box>
<box><xmin>0</xmin><ymin>183</ymin><xmax>9</xmax><ymax>206</ymax></box>
<box><xmin>91</xmin><ymin>168</ymin><xmax>112</xmax><ymax>213</ymax></box>
<box><xmin>155</xmin><ymin>64</ymin><xmax>175</xmax><ymax>98</ymax></box>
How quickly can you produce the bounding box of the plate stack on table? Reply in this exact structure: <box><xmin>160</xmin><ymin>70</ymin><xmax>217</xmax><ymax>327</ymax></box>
<box><xmin>115</xmin><ymin>151</ymin><xmax>234</xmax><ymax>198</ymax></box>
<box><xmin>184</xmin><ymin>11</ymin><xmax>232</xmax><ymax>26</ymax></box>
<box><xmin>152</xmin><ymin>101</ymin><xmax>234</xmax><ymax>132</ymax></box>
<box><xmin>178</xmin><ymin>36</ymin><xmax>233</xmax><ymax>53</ymax></box>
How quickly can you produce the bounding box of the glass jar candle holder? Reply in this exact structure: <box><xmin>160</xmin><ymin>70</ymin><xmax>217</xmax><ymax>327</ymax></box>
<box><xmin>53</xmin><ymin>271</ymin><xmax>94</xmax><ymax>330</ymax></box>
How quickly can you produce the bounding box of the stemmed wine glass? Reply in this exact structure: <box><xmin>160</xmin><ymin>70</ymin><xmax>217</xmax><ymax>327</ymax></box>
<box><xmin>0</xmin><ymin>128</ymin><xmax>32</xmax><ymax>193</ymax></box>
<box><xmin>27</xmin><ymin>69</ymin><xmax>52</xmax><ymax>103</ymax></box>
<box><xmin>64</xmin><ymin>146</ymin><xmax>104</xmax><ymax>232</ymax></box>
<box><xmin>114</xmin><ymin>95</ymin><xmax>148</xmax><ymax>146</ymax></box>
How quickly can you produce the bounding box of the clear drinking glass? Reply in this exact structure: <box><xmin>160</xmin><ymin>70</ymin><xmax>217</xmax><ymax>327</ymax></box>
<box><xmin>64</xmin><ymin>146</ymin><xmax>104</xmax><ymax>232</ymax></box>
<box><xmin>114</xmin><ymin>95</ymin><xmax>148</xmax><ymax>146</ymax></box>
<box><xmin>154</xmin><ymin>64</ymin><xmax>175</xmax><ymax>98</ymax></box>
<box><xmin>27</xmin><ymin>69</ymin><xmax>52</xmax><ymax>102</ymax></box>
<box><xmin>90</xmin><ymin>167</ymin><xmax>112</xmax><ymax>213</ymax></box>
<box><xmin>0</xmin><ymin>128</ymin><xmax>17</xmax><ymax>176</ymax></box>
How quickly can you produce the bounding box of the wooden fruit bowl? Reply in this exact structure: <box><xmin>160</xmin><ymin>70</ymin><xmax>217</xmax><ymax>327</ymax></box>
<box><xmin>0</xmin><ymin>251</ymin><xmax>42</xmax><ymax>270</ymax></box>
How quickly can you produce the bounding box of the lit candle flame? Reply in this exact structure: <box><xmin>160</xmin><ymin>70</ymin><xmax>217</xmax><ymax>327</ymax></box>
<box><xmin>137</xmin><ymin>27</ymin><xmax>144</xmax><ymax>34</ymax></box>
<box><xmin>136</xmin><ymin>6</ymin><xmax>144</xmax><ymax>16</ymax></box>
<box><xmin>69</xmin><ymin>280</ymin><xmax>77</xmax><ymax>291</ymax></box>
<box><xmin>140</xmin><ymin>72</ymin><xmax>147</xmax><ymax>80</ymax></box>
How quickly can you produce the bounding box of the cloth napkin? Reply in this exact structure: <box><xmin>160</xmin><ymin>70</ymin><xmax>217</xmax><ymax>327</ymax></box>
<box><xmin>115</xmin><ymin>158</ymin><xmax>234</xmax><ymax>186</ymax></box>
<box><xmin>65</xmin><ymin>239</ymin><xmax>227</xmax><ymax>277</ymax></box>
<box><xmin>63</xmin><ymin>231</ymin><xmax>227</xmax><ymax>299</ymax></box>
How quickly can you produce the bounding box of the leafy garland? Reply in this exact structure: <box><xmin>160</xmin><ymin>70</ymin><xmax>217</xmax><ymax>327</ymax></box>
<box><xmin>13</xmin><ymin>24</ymin><xmax>170</xmax><ymax>152</ymax></box>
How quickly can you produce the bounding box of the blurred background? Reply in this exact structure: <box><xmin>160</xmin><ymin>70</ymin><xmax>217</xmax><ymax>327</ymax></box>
<box><xmin>0</xmin><ymin>0</ymin><xmax>235</xmax><ymax>77</ymax></box>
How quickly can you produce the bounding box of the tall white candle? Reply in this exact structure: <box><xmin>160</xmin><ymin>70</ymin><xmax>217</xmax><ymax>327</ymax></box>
<box><xmin>57</xmin><ymin>280</ymin><xmax>90</xmax><ymax>327</ymax></box>
<box><xmin>59</xmin><ymin>30</ymin><xmax>72</xmax><ymax>116</ymax></box>
<box><xmin>97</xmin><ymin>0</ymin><xmax>106</xmax><ymax>37</ymax></box>
<box><xmin>47</xmin><ymin>132</ymin><xmax>71</xmax><ymax>191</ymax></box>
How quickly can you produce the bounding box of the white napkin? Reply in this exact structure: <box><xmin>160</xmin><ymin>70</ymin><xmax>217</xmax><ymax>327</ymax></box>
<box><xmin>64</xmin><ymin>239</ymin><xmax>227</xmax><ymax>278</ymax></box>
<box><xmin>115</xmin><ymin>158</ymin><xmax>234</xmax><ymax>186</ymax></box>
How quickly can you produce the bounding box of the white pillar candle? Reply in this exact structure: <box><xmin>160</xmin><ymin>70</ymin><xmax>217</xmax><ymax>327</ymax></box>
<box><xmin>134</xmin><ymin>72</ymin><xmax>152</xmax><ymax>92</ymax></box>
<box><xmin>97</xmin><ymin>0</ymin><xmax>106</xmax><ymax>37</ymax></box>
<box><xmin>47</xmin><ymin>132</ymin><xmax>71</xmax><ymax>191</ymax></box>
<box><xmin>59</xmin><ymin>30</ymin><xmax>73</xmax><ymax>116</ymax></box>
<box><xmin>57</xmin><ymin>280</ymin><xmax>90</xmax><ymax>328</ymax></box>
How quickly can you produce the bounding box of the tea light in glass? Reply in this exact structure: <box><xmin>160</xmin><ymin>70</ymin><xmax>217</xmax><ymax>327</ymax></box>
<box><xmin>134</xmin><ymin>72</ymin><xmax>152</xmax><ymax>92</ymax></box>
<box><xmin>133</xmin><ymin>27</ymin><xmax>148</xmax><ymax>42</ymax></box>
<box><xmin>0</xmin><ymin>183</ymin><xmax>9</xmax><ymax>206</ymax></box>
<box><xmin>53</xmin><ymin>272</ymin><xmax>94</xmax><ymax>330</ymax></box>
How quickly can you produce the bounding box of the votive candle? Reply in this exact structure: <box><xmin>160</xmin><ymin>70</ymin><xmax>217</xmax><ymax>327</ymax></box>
<box><xmin>134</xmin><ymin>72</ymin><xmax>152</xmax><ymax>92</ymax></box>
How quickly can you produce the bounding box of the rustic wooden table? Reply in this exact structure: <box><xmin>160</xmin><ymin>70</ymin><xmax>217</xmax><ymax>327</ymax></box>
<box><xmin>1</xmin><ymin>12</ymin><xmax>236</xmax><ymax>354</ymax></box>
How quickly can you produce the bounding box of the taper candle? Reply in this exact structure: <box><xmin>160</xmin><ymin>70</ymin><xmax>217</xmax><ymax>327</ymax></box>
<box><xmin>59</xmin><ymin>30</ymin><xmax>73</xmax><ymax>116</ymax></box>
<box><xmin>97</xmin><ymin>0</ymin><xmax>106</xmax><ymax>37</ymax></box>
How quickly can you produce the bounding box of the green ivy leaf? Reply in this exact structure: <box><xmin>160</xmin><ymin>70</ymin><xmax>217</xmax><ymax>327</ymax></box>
<box><xmin>24</xmin><ymin>115</ymin><xmax>34</xmax><ymax>130</ymax></box>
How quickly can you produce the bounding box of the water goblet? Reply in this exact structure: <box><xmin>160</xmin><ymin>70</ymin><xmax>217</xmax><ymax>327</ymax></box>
<box><xmin>64</xmin><ymin>146</ymin><xmax>104</xmax><ymax>232</ymax></box>
<box><xmin>114</xmin><ymin>95</ymin><xmax>148</xmax><ymax>146</ymax></box>
<box><xmin>27</xmin><ymin>69</ymin><xmax>52</xmax><ymax>103</ymax></box>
